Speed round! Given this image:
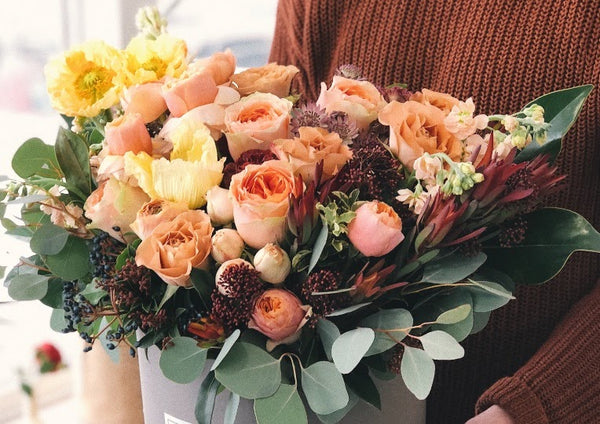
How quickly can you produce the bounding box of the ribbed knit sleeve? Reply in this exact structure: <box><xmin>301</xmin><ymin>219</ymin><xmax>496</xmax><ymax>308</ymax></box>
<box><xmin>476</xmin><ymin>280</ymin><xmax>600</xmax><ymax>423</ymax></box>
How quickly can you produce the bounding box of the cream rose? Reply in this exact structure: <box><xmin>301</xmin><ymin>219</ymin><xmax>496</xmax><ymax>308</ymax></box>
<box><xmin>231</xmin><ymin>63</ymin><xmax>299</xmax><ymax>97</ymax></box>
<box><xmin>347</xmin><ymin>201</ymin><xmax>405</xmax><ymax>257</ymax></box>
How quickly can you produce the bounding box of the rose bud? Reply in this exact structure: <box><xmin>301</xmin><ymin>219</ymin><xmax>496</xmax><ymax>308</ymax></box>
<box><xmin>130</xmin><ymin>199</ymin><xmax>189</xmax><ymax>240</ymax></box>
<box><xmin>211</xmin><ymin>229</ymin><xmax>245</xmax><ymax>264</ymax></box>
<box><xmin>206</xmin><ymin>186</ymin><xmax>234</xmax><ymax>225</ymax></box>
<box><xmin>104</xmin><ymin>112</ymin><xmax>152</xmax><ymax>156</ymax></box>
<box><xmin>347</xmin><ymin>201</ymin><xmax>405</xmax><ymax>257</ymax></box>
<box><xmin>215</xmin><ymin>258</ymin><xmax>254</xmax><ymax>296</ymax></box>
<box><xmin>253</xmin><ymin>243</ymin><xmax>291</xmax><ymax>284</ymax></box>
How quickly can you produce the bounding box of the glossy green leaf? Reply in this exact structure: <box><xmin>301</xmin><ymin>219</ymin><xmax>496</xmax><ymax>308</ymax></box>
<box><xmin>214</xmin><ymin>342</ymin><xmax>281</xmax><ymax>399</ymax></box>
<box><xmin>12</xmin><ymin>137</ymin><xmax>60</xmax><ymax>179</ymax></box>
<box><xmin>420</xmin><ymin>330</ymin><xmax>465</xmax><ymax>360</ymax></box>
<box><xmin>331</xmin><ymin>328</ymin><xmax>374</xmax><ymax>374</ymax></box>
<box><xmin>30</xmin><ymin>223</ymin><xmax>69</xmax><ymax>255</ymax></box>
<box><xmin>55</xmin><ymin>127</ymin><xmax>92</xmax><ymax>198</ymax></box>
<box><xmin>254</xmin><ymin>384</ymin><xmax>307</xmax><ymax>424</ymax></box>
<box><xmin>195</xmin><ymin>371</ymin><xmax>220</xmax><ymax>424</ymax></box>
<box><xmin>421</xmin><ymin>251</ymin><xmax>486</xmax><ymax>284</ymax></box>
<box><xmin>159</xmin><ymin>336</ymin><xmax>208</xmax><ymax>384</ymax></box>
<box><xmin>401</xmin><ymin>346</ymin><xmax>435</xmax><ymax>400</ymax></box>
<box><xmin>7</xmin><ymin>274</ymin><xmax>49</xmax><ymax>300</ymax></box>
<box><xmin>316</xmin><ymin>319</ymin><xmax>340</xmax><ymax>362</ymax></box>
<box><xmin>516</xmin><ymin>85</ymin><xmax>593</xmax><ymax>162</ymax></box>
<box><xmin>301</xmin><ymin>361</ymin><xmax>349</xmax><ymax>415</ymax></box>
<box><xmin>211</xmin><ymin>329</ymin><xmax>241</xmax><ymax>371</ymax></box>
<box><xmin>485</xmin><ymin>208</ymin><xmax>600</xmax><ymax>285</ymax></box>
<box><xmin>360</xmin><ymin>309</ymin><xmax>413</xmax><ymax>356</ymax></box>
<box><xmin>44</xmin><ymin>236</ymin><xmax>90</xmax><ymax>280</ymax></box>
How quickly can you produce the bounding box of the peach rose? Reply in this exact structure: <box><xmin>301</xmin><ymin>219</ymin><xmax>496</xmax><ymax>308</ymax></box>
<box><xmin>188</xmin><ymin>50</ymin><xmax>236</xmax><ymax>86</ymax></box>
<box><xmin>135</xmin><ymin>210</ymin><xmax>213</xmax><ymax>287</ymax></box>
<box><xmin>347</xmin><ymin>201</ymin><xmax>405</xmax><ymax>257</ymax></box>
<box><xmin>104</xmin><ymin>113</ymin><xmax>152</xmax><ymax>156</ymax></box>
<box><xmin>316</xmin><ymin>75</ymin><xmax>387</xmax><ymax>130</ymax></box>
<box><xmin>84</xmin><ymin>177</ymin><xmax>150</xmax><ymax>243</ymax></box>
<box><xmin>410</xmin><ymin>89</ymin><xmax>460</xmax><ymax>114</ymax></box>
<box><xmin>224</xmin><ymin>93</ymin><xmax>293</xmax><ymax>160</ymax></box>
<box><xmin>378</xmin><ymin>100</ymin><xmax>462</xmax><ymax>171</ymax></box>
<box><xmin>229</xmin><ymin>160</ymin><xmax>295</xmax><ymax>249</ymax></box>
<box><xmin>130</xmin><ymin>199</ymin><xmax>189</xmax><ymax>240</ymax></box>
<box><xmin>123</xmin><ymin>82</ymin><xmax>167</xmax><ymax>123</ymax></box>
<box><xmin>272</xmin><ymin>126</ymin><xmax>352</xmax><ymax>183</ymax></box>
<box><xmin>162</xmin><ymin>71</ymin><xmax>219</xmax><ymax>118</ymax></box>
<box><xmin>248</xmin><ymin>288</ymin><xmax>311</xmax><ymax>348</ymax></box>
<box><xmin>231</xmin><ymin>63</ymin><xmax>299</xmax><ymax>97</ymax></box>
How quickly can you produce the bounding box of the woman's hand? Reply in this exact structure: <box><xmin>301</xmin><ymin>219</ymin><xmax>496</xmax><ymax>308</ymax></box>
<box><xmin>465</xmin><ymin>405</ymin><xmax>515</xmax><ymax>424</ymax></box>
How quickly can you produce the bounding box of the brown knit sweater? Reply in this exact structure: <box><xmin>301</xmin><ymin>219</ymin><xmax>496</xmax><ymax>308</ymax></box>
<box><xmin>269</xmin><ymin>1</ymin><xmax>600</xmax><ymax>423</ymax></box>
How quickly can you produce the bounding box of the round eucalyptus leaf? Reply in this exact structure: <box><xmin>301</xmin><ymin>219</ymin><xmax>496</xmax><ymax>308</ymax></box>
<box><xmin>401</xmin><ymin>346</ymin><xmax>435</xmax><ymax>400</ymax></box>
<box><xmin>30</xmin><ymin>224</ymin><xmax>69</xmax><ymax>255</ymax></box>
<box><xmin>331</xmin><ymin>328</ymin><xmax>374</xmax><ymax>374</ymax></box>
<box><xmin>254</xmin><ymin>384</ymin><xmax>307</xmax><ymax>424</ymax></box>
<box><xmin>436</xmin><ymin>304</ymin><xmax>471</xmax><ymax>324</ymax></box>
<box><xmin>159</xmin><ymin>336</ymin><xmax>208</xmax><ymax>384</ymax></box>
<box><xmin>44</xmin><ymin>236</ymin><xmax>90</xmax><ymax>280</ymax></box>
<box><xmin>301</xmin><ymin>361</ymin><xmax>349</xmax><ymax>415</ymax></box>
<box><xmin>7</xmin><ymin>274</ymin><xmax>49</xmax><ymax>300</ymax></box>
<box><xmin>211</xmin><ymin>329</ymin><xmax>241</xmax><ymax>371</ymax></box>
<box><xmin>360</xmin><ymin>309</ymin><xmax>413</xmax><ymax>356</ymax></box>
<box><xmin>420</xmin><ymin>330</ymin><xmax>465</xmax><ymax>360</ymax></box>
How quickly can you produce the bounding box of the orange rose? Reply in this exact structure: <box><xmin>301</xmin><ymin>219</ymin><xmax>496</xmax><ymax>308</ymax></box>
<box><xmin>272</xmin><ymin>126</ymin><xmax>352</xmax><ymax>183</ymax></box>
<box><xmin>316</xmin><ymin>75</ymin><xmax>387</xmax><ymax>130</ymax></box>
<box><xmin>248</xmin><ymin>288</ymin><xmax>311</xmax><ymax>349</ymax></box>
<box><xmin>104</xmin><ymin>113</ymin><xmax>152</xmax><ymax>156</ymax></box>
<box><xmin>123</xmin><ymin>82</ymin><xmax>167</xmax><ymax>123</ymax></box>
<box><xmin>347</xmin><ymin>201</ymin><xmax>405</xmax><ymax>257</ymax></box>
<box><xmin>378</xmin><ymin>100</ymin><xmax>462</xmax><ymax>171</ymax></box>
<box><xmin>231</xmin><ymin>63</ymin><xmax>299</xmax><ymax>97</ymax></box>
<box><xmin>410</xmin><ymin>89</ymin><xmax>459</xmax><ymax>114</ymax></box>
<box><xmin>135</xmin><ymin>210</ymin><xmax>213</xmax><ymax>287</ymax></box>
<box><xmin>229</xmin><ymin>160</ymin><xmax>295</xmax><ymax>249</ymax></box>
<box><xmin>188</xmin><ymin>50</ymin><xmax>236</xmax><ymax>86</ymax></box>
<box><xmin>224</xmin><ymin>93</ymin><xmax>293</xmax><ymax>160</ymax></box>
<box><xmin>130</xmin><ymin>199</ymin><xmax>189</xmax><ymax>240</ymax></box>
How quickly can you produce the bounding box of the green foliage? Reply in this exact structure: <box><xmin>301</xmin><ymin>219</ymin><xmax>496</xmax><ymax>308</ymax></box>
<box><xmin>55</xmin><ymin>127</ymin><xmax>92</xmax><ymax>199</ymax></box>
<box><xmin>7</xmin><ymin>274</ymin><xmax>50</xmax><ymax>300</ymax></box>
<box><xmin>316</xmin><ymin>390</ymin><xmax>359</xmax><ymax>424</ymax></box>
<box><xmin>44</xmin><ymin>236</ymin><xmax>90</xmax><ymax>280</ymax></box>
<box><xmin>316</xmin><ymin>319</ymin><xmax>340</xmax><ymax>362</ymax></box>
<box><xmin>210</xmin><ymin>329</ymin><xmax>241</xmax><ymax>371</ymax></box>
<box><xmin>420</xmin><ymin>251</ymin><xmax>486</xmax><ymax>284</ymax></box>
<box><xmin>344</xmin><ymin>365</ymin><xmax>381</xmax><ymax>410</ymax></box>
<box><xmin>401</xmin><ymin>346</ymin><xmax>435</xmax><ymax>400</ymax></box>
<box><xmin>11</xmin><ymin>138</ymin><xmax>61</xmax><ymax>179</ymax></box>
<box><xmin>419</xmin><ymin>331</ymin><xmax>464</xmax><ymax>360</ymax></box>
<box><xmin>30</xmin><ymin>224</ymin><xmax>69</xmax><ymax>255</ymax></box>
<box><xmin>317</xmin><ymin>190</ymin><xmax>359</xmax><ymax>237</ymax></box>
<box><xmin>195</xmin><ymin>371</ymin><xmax>220</xmax><ymax>424</ymax></box>
<box><xmin>360</xmin><ymin>309</ymin><xmax>413</xmax><ymax>356</ymax></box>
<box><xmin>331</xmin><ymin>328</ymin><xmax>374</xmax><ymax>374</ymax></box>
<box><xmin>435</xmin><ymin>304</ymin><xmax>471</xmax><ymax>324</ymax></box>
<box><xmin>254</xmin><ymin>384</ymin><xmax>307</xmax><ymax>424</ymax></box>
<box><xmin>159</xmin><ymin>336</ymin><xmax>208</xmax><ymax>384</ymax></box>
<box><xmin>300</xmin><ymin>361</ymin><xmax>349</xmax><ymax>415</ymax></box>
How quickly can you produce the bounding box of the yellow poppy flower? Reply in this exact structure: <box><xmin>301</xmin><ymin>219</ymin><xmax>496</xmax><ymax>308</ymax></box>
<box><xmin>126</xmin><ymin>34</ymin><xmax>188</xmax><ymax>84</ymax></box>
<box><xmin>170</xmin><ymin>117</ymin><xmax>219</xmax><ymax>163</ymax></box>
<box><xmin>44</xmin><ymin>41</ymin><xmax>128</xmax><ymax>117</ymax></box>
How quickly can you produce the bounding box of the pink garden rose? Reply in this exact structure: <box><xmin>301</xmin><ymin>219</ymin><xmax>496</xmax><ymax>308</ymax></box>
<box><xmin>229</xmin><ymin>160</ymin><xmax>295</xmax><ymax>249</ymax></box>
<box><xmin>104</xmin><ymin>113</ymin><xmax>152</xmax><ymax>156</ymax></box>
<box><xmin>347</xmin><ymin>201</ymin><xmax>405</xmax><ymax>257</ymax></box>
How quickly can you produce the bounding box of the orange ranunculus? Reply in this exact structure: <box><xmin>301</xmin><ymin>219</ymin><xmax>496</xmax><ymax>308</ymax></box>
<box><xmin>123</xmin><ymin>82</ymin><xmax>167</xmax><ymax>123</ymax></box>
<box><xmin>104</xmin><ymin>113</ymin><xmax>152</xmax><ymax>156</ymax></box>
<box><xmin>130</xmin><ymin>199</ymin><xmax>189</xmax><ymax>240</ymax></box>
<box><xmin>316</xmin><ymin>75</ymin><xmax>387</xmax><ymax>130</ymax></box>
<box><xmin>224</xmin><ymin>93</ymin><xmax>293</xmax><ymax>161</ymax></box>
<box><xmin>135</xmin><ymin>210</ymin><xmax>213</xmax><ymax>287</ymax></box>
<box><xmin>272</xmin><ymin>126</ymin><xmax>352</xmax><ymax>183</ymax></box>
<box><xmin>410</xmin><ymin>89</ymin><xmax>460</xmax><ymax>114</ymax></box>
<box><xmin>347</xmin><ymin>201</ymin><xmax>405</xmax><ymax>257</ymax></box>
<box><xmin>378</xmin><ymin>100</ymin><xmax>463</xmax><ymax>171</ymax></box>
<box><xmin>229</xmin><ymin>160</ymin><xmax>295</xmax><ymax>249</ymax></box>
<box><xmin>231</xmin><ymin>63</ymin><xmax>299</xmax><ymax>97</ymax></box>
<box><xmin>248</xmin><ymin>288</ymin><xmax>311</xmax><ymax>349</ymax></box>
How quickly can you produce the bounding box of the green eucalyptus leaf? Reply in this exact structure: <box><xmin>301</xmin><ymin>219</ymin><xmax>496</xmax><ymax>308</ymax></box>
<box><xmin>55</xmin><ymin>127</ymin><xmax>92</xmax><ymax>198</ymax></box>
<box><xmin>360</xmin><ymin>309</ymin><xmax>413</xmax><ymax>356</ymax></box>
<box><xmin>195</xmin><ymin>371</ymin><xmax>220</xmax><ymax>424</ymax></box>
<box><xmin>40</xmin><ymin>279</ymin><xmax>65</xmax><ymax>308</ymax></box>
<box><xmin>211</xmin><ymin>329</ymin><xmax>241</xmax><ymax>371</ymax></box>
<box><xmin>316</xmin><ymin>319</ymin><xmax>340</xmax><ymax>362</ymax></box>
<box><xmin>7</xmin><ymin>274</ymin><xmax>49</xmax><ymax>300</ymax></box>
<box><xmin>301</xmin><ymin>361</ymin><xmax>349</xmax><ymax>415</ymax></box>
<box><xmin>254</xmin><ymin>384</ymin><xmax>307</xmax><ymax>424</ymax></box>
<box><xmin>30</xmin><ymin>224</ymin><xmax>69</xmax><ymax>255</ymax></box>
<box><xmin>159</xmin><ymin>336</ymin><xmax>208</xmax><ymax>384</ymax></box>
<box><xmin>12</xmin><ymin>137</ymin><xmax>60</xmax><ymax>179</ymax></box>
<box><xmin>309</xmin><ymin>219</ymin><xmax>329</xmax><ymax>274</ymax></box>
<box><xmin>190</xmin><ymin>268</ymin><xmax>214</xmax><ymax>310</ymax></box>
<box><xmin>331</xmin><ymin>328</ymin><xmax>374</xmax><ymax>374</ymax></box>
<box><xmin>326</xmin><ymin>302</ymin><xmax>371</xmax><ymax>317</ymax></box>
<box><xmin>470</xmin><ymin>311</ymin><xmax>492</xmax><ymax>335</ymax></box>
<box><xmin>401</xmin><ymin>346</ymin><xmax>435</xmax><ymax>400</ymax></box>
<box><xmin>50</xmin><ymin>308</ymin><xmax>68</xmax><ymax>332</ymax></box>
<box><xmin>224</xmin><ymin>391</ymin><xmax>241</xmax><ymax>424</ymax></box>
<box><xmin>214</xmin><ymin>342</ymin><xmax>281</xmax><ymax>399</ymax></box>
<box><xmin>516</xmin><ymin>85</ymin><xmax>593</xmax><ymax>162</ymax></box>
<box><xmin>421</xmin><ymin>251</ymin><xmax>487</xmax><ymax>284</ymax></box>
<box><xmin>435</xmin><ymin>304</ymin><xmax>471</xmax><ymax>325</ymax></box>
<box><xmin>420</xmin><ymin>330</ymin><xmax>465</xmax><ymax>360</ymax></box>
<box><xmin>429</xmin><ymin>291</ymin><xmax>474</xmax><ymax>342</ymax></box>
<box><xmin>344</xmin><ymin>365</ymin><xmax>381</xmax><ymax>410</ymax></box>
<box><xmin>157</xmin><ymin>285</ymin><xmax>178</xmax><ymax>310</ymax></box>
<box><xmin>316</xmin><ymin>389</ymin><xmax>359</xmax><ymax>424</ymax></box>
<box><xmin>79</xmin><ymin>283</ymin><xmax>108</xmax><ymax>305</ymax></box>
<box><xmin>467</xmin><ymin>280</ymin><xmax>514</xmax><ymax>312</ymax></box>
<box><xmin>44</xmin><ymin>236</ymin><xmax>90</xmax><ymax>280</ymax></box>
<box><xmin>485</xmin><ymin>208</ymin><xmax>600</xmax><ymax>285</ymax></box>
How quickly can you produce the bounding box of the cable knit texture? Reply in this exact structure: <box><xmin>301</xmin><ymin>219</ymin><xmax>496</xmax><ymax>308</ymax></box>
<box><xmin>269</xmin><ymin>0</ymin><xmax>600</xmax><ymax>423</ymax></box>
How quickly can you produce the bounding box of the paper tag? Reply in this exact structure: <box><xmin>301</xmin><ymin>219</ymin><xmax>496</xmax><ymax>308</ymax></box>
<box><xmin>164</xmin><ymin>413</ymin><xmax>192</xmax><ymax>424</ymax></box>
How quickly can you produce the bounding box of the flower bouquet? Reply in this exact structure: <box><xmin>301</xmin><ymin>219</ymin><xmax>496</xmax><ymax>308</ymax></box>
<box><xmin>3</xmin><ymin>7</ymin><xmax>599</xmax><ymax>424</ymax></box>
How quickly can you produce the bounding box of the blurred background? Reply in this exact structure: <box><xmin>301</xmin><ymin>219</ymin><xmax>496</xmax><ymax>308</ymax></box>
<box><xmin>0</xmin><ymin>0</ymin><xmax>277</xmax><ymax>422</ymax></box>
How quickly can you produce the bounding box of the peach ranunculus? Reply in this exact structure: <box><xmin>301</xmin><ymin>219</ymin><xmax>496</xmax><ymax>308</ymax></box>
<box><xmin>162</xmin><ymin>70</ymin><xmax>219</xmax><ymax>118</ymax></box>
<box><xmin>135</xmin><ymin>210</ymin><xmax>213</xmax><ymax>287</ymax></box>
<box><xmin>187</xmin><ymin>50</ymin><xmax>236</xmax><ymax>86</ymax></box>
<box><xmin>248</xmin><ymin>288</ymin><xmax>311</xmax><ymax>351</ymax></box>
<box><xmin>316</xmin><ymin>75</ymin><xmax>387</xmax><ymax>130</ymax></box>
<box><xmin>231</xmin><ymin>63</ymin><xmax>299</xmax><ymax>97</ymax></box>
<box><xmin>130</xmin><ymin>199</ymin><xmax>189</xmax><ymax>240</ymax></box>
<box><xmin>104</xmin><ymin>113</ymin><xmax>152</xmax><ymax>156</ymax></box>
<box><xmin>224</xmin><ymin>92</ymin><xmax>293</xmax><ymax>161</ymax></box>
<box><xmin>378</xmin><ymin>100</ymin><xmax>463</xmax><ymax>171</ymax></box>
<box><xmin>410</xmin><ymin>89</ymin><xmax>460</xmax><ymax>114</ymax></box>
<box><xmin>84</xmin><ymin>177</ymin><xmax>150</xmax><ymax>243</ymax></box>
<box><xmin>347</xmin><ymin>201</ymin><xmax>405</xmax><ymax>257</ymax></box>
<box><xmin>229</xmin><ymin>160</ymin><xmax>295</xmax><ymax>249</ymax></box>
<box><xmin>122</xmin><ymin>82</ymin><xmax>168</xmax><ymax>123</ymax></box>
<box><xmin>271</xmin><ymin>126</ymin><xmax>352</xmax><ymax>183</ymax></box>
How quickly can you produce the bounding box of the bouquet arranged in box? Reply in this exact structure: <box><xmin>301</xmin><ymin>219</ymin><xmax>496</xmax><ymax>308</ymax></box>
<box><xmin>3</xmin><ymin>8</ymin><xmax>599</xmax><ymax>424</ymax></box>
